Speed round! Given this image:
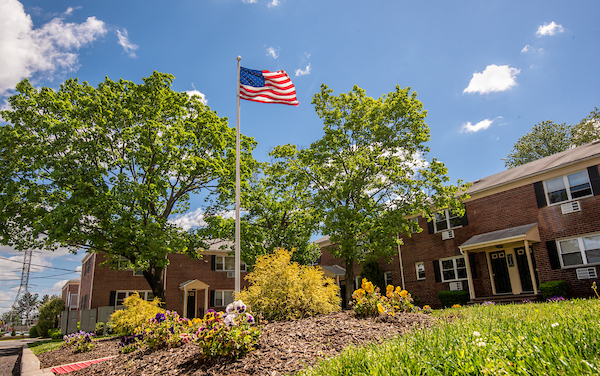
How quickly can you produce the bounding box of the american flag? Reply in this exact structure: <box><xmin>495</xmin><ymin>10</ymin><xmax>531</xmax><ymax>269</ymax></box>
<box><xmin>239</xmin><ymin>67</ymin><xmax>298</xmax><ymax>106</ymax></box>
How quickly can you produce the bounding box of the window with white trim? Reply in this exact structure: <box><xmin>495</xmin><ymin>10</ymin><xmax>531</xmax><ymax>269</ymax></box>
<box><xmin>113</xmin><ymin>256</ymin><xmax>144</xmax><ymax>276</ymax></box>
<box><xmin>215</xmin><ymin>256</ymin><xmax>247</xmax><ymax>272</ymax></box>
<box><xmin>544</xmin><ymin>170</ymin><xmax>593</xmax><ymax>205</ymax></box>
<box><xmin>434</xmin><ymin>210</ymin><xmax>463</xmax><ymax>232</ymax></box>
<box><xmin>115</xmin><ymin>291</ymin><xmax>153</xmax><ymax>307</ymax></box>
<box><xmin>354</xmin><ymin>276</ymin><xmax>361</xmax><ymax>291</ymax></box>
<box><xmin>415</xmin><ymin>262</ymin><xmax>425</xmax><ymax>280</ymax></box>
<box><xmin>409</xmin><ymin>217</ymin><xmax>420</xmax><ymax>233</ymax></box>
<box><xmin>214</xmin><ymin>290</ymin><xmax>234</xmax><ymax>307</ymax></box>
<box><xmin>439</xmin><ymin>256</ymin><xmax>467</xmax><ymax>282</ymax></box>
<box><xmin>558</xmin><ymin>234</ymin><xmax>600</xmax><ymax>267</ymax></box>
<box><xmin>384</xmin><ymin>271</ymin><xmax>393</xmax><ymax>287</ymax></box>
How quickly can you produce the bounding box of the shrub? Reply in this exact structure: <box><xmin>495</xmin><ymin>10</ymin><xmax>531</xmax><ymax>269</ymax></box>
<box><xmin>63</xmin><ymin>331</ymin><xmax>95</xmax><ymax>353</ymax></box>
<box><xmin>110</xmin><ymin>292</ymin><xmax>165</xmax><ymax>335</ymax></box>
<box><xmin>37</xmin><ymin>298</ymin><xmax>65</xmax><ymax>338</ymax></box>
<box><xmin>360</xmin><ymin>260</ymin><xmax>385</xmax><ymax>292</ymax></box>
<box><xmin>540</xmin><ymin>280</ymin><xmax>569</xmax><ymax>301</ymax></box>
<box><xmin>238</xmin><ymin>248</ymin><xmax>341</xmax><ymax>321</ymax></box>
<box><xmin>438</xmin><ymin>290</ymin><xmax>469</xmax><ymax>308</ymax></box>
<box><xmin>95</xmin><ymin>322</ymin><xmax>105</xmax><ymax>336</ymax></box>
<box><xmin>29</xmin><ymin>326</ymin><xmax>38</xmax><ymax>337</ymax></box>
<box><xmin>50</xmin><ymin>329</ymin><xmax>63</xmax><ymax>340</ymax></box>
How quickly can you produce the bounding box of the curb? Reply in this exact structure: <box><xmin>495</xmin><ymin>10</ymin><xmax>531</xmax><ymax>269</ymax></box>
<box><xmin>21</xmin><ymin>346</ymin><xmax>54</xmax><ymax>375</ymax></box>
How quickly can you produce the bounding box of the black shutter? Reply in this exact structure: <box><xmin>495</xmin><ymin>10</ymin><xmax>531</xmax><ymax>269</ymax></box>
<box><xmin>546</xmin><ymin>240</ymin><xmax>561</xmax><ymax>270</ymax></box>
<box><xmin>427</xmin><ymin>221</ymin><xmax>435</xmax><ymax>234</ymax></box>
<box><xmin>460</xmin><ymin>211</ymin><xmax>469</xmax><ymax>226</ymax></box>
<box><xmin>587</xmin><ymin>165</ymin><xmax>600</xmax><ymax>196</ymax></box>
<box><xmin>433</xmin><ymin>260</ymin><xmax>441</xmax><ymax>283</ymax></box>
<box><xmin>468</xmin><ymin>253</ymin><xmax>477</xmax><ymax>278</ymax></box>
<box><xmin>533</xmin><ymin>181</ymin><xmax>547</xmax><ymax>208</ymax></box>
<box><xmin>209</xmin><ymin>290</ymin><xmax>215</xmax><ymax>307</ymax></box>
<box><xmin>211</xmin><ymin>255</ymin><xmax>216</xmax><ymax>270</ymax></box>
<box><xmin>108</xmin><ymin>291</ymin><xmax>116</xmax><ymax>307</ymax></box>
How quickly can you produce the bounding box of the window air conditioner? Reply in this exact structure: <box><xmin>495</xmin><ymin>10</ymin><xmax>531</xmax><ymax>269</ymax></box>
<box><xmin>227</xmin><ymin>271</ymin><xmax>235</xmax><ymax>278</ymax></box>
<box><xmin>449</xmin><ymin>281</ymin><xmax>463</xmax><ymax>291</ymax></box>
<box><xmin>561</xmin><ymin>201</ymin><xmax>581</xmax><ymax>215</ymax></box>
<box><xmin>576</xmin><ymin>267</ymin><xmax>597</xmax><ymax>280</ymax></box>
<box><xmin>441</xmin><ymin>230</ymin><xmax>455</xmax><ymax>240</ymax></box>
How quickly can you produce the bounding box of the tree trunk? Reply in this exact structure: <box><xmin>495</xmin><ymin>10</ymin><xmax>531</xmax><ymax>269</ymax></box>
<box><xmin>143</xmin><ymin>267</ymin><xmax>166</xmax><ymax>307</ymax></box>
<box><xmin>344</xmin><ymin>259</ymin><xmax>354</xmax><ymax>308</ymax></box>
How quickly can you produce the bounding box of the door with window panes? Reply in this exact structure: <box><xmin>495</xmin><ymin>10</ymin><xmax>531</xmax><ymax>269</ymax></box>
<box><xmin>489</xmin><ymin>251</ymin><xmax>512</xmax><ymax>294</ymax></box>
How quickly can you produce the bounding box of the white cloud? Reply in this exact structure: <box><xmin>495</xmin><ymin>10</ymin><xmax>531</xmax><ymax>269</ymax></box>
<box><xmin>52</xmin><ymin>279</ymin><xmax>69</xmax><ymax>292</ymax></box>
<box><xmin>521</xmin><ymin>45</ymin><xmax>531</xmax><ymax>53</ymax></box>
<box><xmin>266</xmin><ymin>46</ymin><xmax>279</xmax><ymax>59</ymax></box>
<box><xmin>295</xmin><ymin>63</ymin><xmax>311</xmax><ymax>77</ymax></box>
<box><xmin>64</xmin><ymin>6</ymin><xmax>82</xmax><ymax>16</ymax></box>
<box><xmin>0</xmin><ymin>0</ymin><xmax>107</xmax><ymax>96</ymax></box>
<box><xmin>242</xmin><ymin>0</ymin><xmax>258</xmax><ymax>3</ymax></box>
<box><xmin>461</xmin><ymin>117</ymin><xmax>503</xmax><ymax>133</ymax></box>
<box><xmin>185</xmin><ymin>90</ymin><xmax>207</xmax><ymax>105</ymax></box>
<box><xmin>116</xmin><ymin>28</ymin><xmax>138</xmax><ymax>58</ymax></box>
<box><xmin>463</xmin><ymin>65</ymin><xmax>520</xmax><ymax>95</ymax></box>
<box><xmin>268</xmin><ymin>0</ymin><xmax>280</xmax><ymax>7</ymax></box>
<box><xmin>169</xmin><ymin>208</ymin><xmax>207</xmax><ymax>231</ymax></box>
<box><xmin>536</xmin><ymin>22</ymin><xmax>564</xmax><ymax>37</ymax></box>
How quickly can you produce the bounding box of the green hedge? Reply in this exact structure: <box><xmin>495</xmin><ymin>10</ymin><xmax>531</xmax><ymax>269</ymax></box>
<box><xmin>539</xmin><ymin>280</ymin><xmax>569</xmax><ymax>301</ymax></box>
<box><xmin>438</xmin><ymin>290</ymin><xmax>469</xmax><ymax>307</ymax></box>
<box><xmin>29</xmin><ymin>326</ymin><xmax>38</xmax><ymax>338</ymax></box>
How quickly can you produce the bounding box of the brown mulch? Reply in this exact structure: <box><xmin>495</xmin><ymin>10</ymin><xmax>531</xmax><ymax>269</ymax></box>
<box><xmin>38</xmin><ymin>311</ymin><xmax>435</xmax><ymax>375</ymax></box>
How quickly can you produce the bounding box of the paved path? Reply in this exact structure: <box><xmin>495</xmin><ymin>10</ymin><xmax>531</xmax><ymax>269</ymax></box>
<box><xmin>0</xmin><ymin>338</ymin><xmax>49</xmax><ymax>376</ymax></box>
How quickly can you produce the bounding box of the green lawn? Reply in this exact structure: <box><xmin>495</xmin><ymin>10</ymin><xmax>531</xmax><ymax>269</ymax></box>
<box><xmin>300</xmin><ymin>299</ymin><xmax>600</xmax><ymax>376</ymax></box>
<box><xmin>28</xmin><ymin>339</ymin><xmax>64</xmax><ymax>354</ymax></box>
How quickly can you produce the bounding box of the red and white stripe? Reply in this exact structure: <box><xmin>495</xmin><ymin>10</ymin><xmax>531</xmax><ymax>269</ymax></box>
<box><xmin>240</xmin><ymin>70</ymin><xmax>299</xmax><ymax>106</ymax></box>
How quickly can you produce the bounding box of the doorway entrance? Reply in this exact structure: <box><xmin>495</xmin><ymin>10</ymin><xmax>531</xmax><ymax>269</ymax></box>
<box><xmin>489</xmin><ymin>251</ymin><xmax>512</xmax><ymax>294</ymax></box>
<box><xmin>514</xmin><ymin>247</ymin><xmax>534</xmax><ymax>292</ymax></box>
<box><xmin>187</xmin><ymin>291</ymin><xmax>196</xmax><ymax>318</ymax></box>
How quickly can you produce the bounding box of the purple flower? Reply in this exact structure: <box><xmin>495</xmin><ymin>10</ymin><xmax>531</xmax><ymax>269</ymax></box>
<box><xmin>246</xmin><ymin>314</ymin><xmax>255</xmax><ymax>324</ymax></box>
<box><xmin>155</xmin><ymin>313</ymin><xmax>166</xmax><ymax>323</ymax></box>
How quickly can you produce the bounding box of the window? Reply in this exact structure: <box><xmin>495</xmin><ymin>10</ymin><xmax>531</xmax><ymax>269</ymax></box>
<box><xmin>545</xmin><ymin>170</ymin><xmax>593</xmax><ymax>205</ymax></box>
<box><xmin>215</xmin><ymin>256</ymin><xmax>247</xmax><ymax>272</ymax></box>
<box><xmin>113</xmin><ymin>256</ymin><xmax>144</xmax><ymax>276</ymax></box>
<box><xmin>434</xmin><ymin>210</ymin><xmax>463</xmax><ymax>232</ymax></box>
<box><xmin>415</xmin><ymin>262</ymin><xmax>426</xmax><ymax>280</ymax></box>
<box><xmin>558</xmin><ymin>234</ymin><xmax>600</xmax><ymax>267</ymax></box>
<box><xmin>83</xmin><ymin>259</ymin><xmax>92</xmax><ymax>276</ymax></box>
<box><xmin>384</xmin><ymin>271</ymin><xmax>393</xmax><ymax>287</ymax></box>
<box><xmin>115</xmin><ymin>291</ymin><xmax>153</xmax><ymax>307</ymax></box>
<box><xmin>439</xmin><ymin>256</ymin><xmax>467</xmax><ymax>282</ymax></box>
<box><xmin>409</xmin><ymin>217</ymin><xmax>420</xmax><ymax>233</ymax></box>
<box><xmin>214</xmin><ymin>290</ymin><xmax>234</xmax><ymax>307</ymax></box>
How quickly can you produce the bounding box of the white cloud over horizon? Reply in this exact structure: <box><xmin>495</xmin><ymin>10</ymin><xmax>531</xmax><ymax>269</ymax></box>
<box><xmin>295</xmin><ymin>63</ymin><xmax>311</xmax><ymax>77</ymax></box>
<box><xmin>461</xmin><ymin>117</ymin><xmax>503</xmax><ymax>133</ymax></box>
<box><xmin>116</xmin><ymin>28</ymin><xmax>139</xmax><ymax>57</ymax></box>
<box><xmin>0</xmin><ymin>0</ymin><xmax>107</xmax><ymax>96</ymax></box>
<box><xmin>268</xmin><ymin>0</ymin><xmax>280</xmax><ymax>7</ymax></box>
<box><xmin>185</xmin><ymin>90</ymin><xmax>208</xmax><ymax>105</ymax></box>
<box><xmin>463</xmin><ymin>64</ymin><xmax>520</xmax><ymax>95</ymax></box>
<box><xmin>536</xmin><ymin>21</ymin><xmax>564</xmax><ymax>37</ymax></box>
<box><xmin>266</xmin><ymin>46</ymin><xmax>279</xmax><ymax>59</ymax></box>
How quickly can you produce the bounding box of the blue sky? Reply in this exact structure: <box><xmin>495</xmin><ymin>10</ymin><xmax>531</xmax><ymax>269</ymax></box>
<box><xmin>1</xmin><ymin>0</ymin><xmax>599</xmax><ymax>313</ymax></box>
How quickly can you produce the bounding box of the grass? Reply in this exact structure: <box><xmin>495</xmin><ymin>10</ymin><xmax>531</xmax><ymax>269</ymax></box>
<box><xmin>300</xmin><ymin>299</ymin><xmax>600</xmax><ymax>376</ymax></box>
<box><xmin>28</xmin><ymin>339</ymin><xmax>64</xmax><ymax>354</ymax></box>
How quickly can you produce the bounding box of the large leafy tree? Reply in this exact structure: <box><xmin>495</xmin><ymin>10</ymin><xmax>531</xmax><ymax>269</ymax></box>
<box><xmin>272</xmin><ymin>84</ymin><xmax>468</xmax><ymax>304</ymax></box>
<box><xmin>203</xmin><ymin>157</ymin><xmax>321</xmax><ymax>267</ymax></box>
<box><xmin>572</xmin><ymin>107</ymin><xmax>600</xmax><ymax>146</ymax></box>
<box><xmin>0</xmin><ymin>72</ymin><xmax>256</xmax><ymax>304</ymax></box>
<box><xmin>503</xmin><ymin>120</ymin><xmax>573</xmax><ymax>169</ymax></box>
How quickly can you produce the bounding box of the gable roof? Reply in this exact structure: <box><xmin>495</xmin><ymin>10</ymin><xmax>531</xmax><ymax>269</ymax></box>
<box><xmin>467</xmin><ymin>140</ymin><xmax>600</xmax><ymax>195</ymax></box>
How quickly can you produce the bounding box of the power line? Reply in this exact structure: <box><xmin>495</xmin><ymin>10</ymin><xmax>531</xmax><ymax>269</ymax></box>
<box><xmin>0</xmin><ymin>271</ymin><xmax>79</xmax><ymax>282</ymax></box>
<box><xmin>0</xmin><ymin>255</ymin><xmax>79</xmax><ymax>272</ymax></box>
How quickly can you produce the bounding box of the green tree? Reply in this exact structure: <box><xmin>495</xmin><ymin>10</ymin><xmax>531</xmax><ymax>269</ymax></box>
<box><xmin>503</xmin><ymin>120</ymin><xmax>572</xmax><ymax>168</ymax></box>
<box><xmin>14</xmin><ymin>292</ymin><xmax>40</xmax><ymax>325</ymax></box>
<box><xmin>203</xmin><ymin>158</ymin><xmax>321</xmax><ymax>267</ymax></box>
<box><xmin>36</xmin><ymin>298</ymin><xmax>65</xmax><ymax>337</ymax></box>
<box><xmin>0</xmin><ymin>72</ymin><xmax>257</xmax><ymax>304</ymax></box>
<box><xmin>572</xmin><ymin>107</ymin><xmax>600</xmax><ymax>146</ymax></box>
<box><xmin>272</xmin><ymin>84</ymin><xmax>468</xmax><ymax>304</ymax></box>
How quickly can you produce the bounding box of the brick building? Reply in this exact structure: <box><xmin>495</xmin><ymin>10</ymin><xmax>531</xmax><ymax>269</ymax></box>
<box><xmin>317</xmin><ymin>141</ymin><xmax>600</xmax><ymax>307</ymax></box>
<box><xmin>78</xmin><ymin>241</ymin><xmax>249</xmax><ymax>319</ymax></box>
<box><xmin>61</xmin><ymin>278</ymin><xmax>80</xmax><ymax>311</ymax></box>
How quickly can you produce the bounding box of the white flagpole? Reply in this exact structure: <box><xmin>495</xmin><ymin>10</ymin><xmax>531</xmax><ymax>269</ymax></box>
<box><xmin>235</xmin><ymin>56</ymin><xmax>241</xmax><ymax>294</ymax></box>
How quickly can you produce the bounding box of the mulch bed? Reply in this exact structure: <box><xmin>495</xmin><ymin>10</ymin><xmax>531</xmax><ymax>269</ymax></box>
<box><xmin>38</xmin><ymin>311</ymin><xmax>435</xmax><ymax>375</ymax></box>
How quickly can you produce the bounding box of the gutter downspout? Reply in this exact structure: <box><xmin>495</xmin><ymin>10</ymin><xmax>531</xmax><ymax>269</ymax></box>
<box><xmin>396</xmin><ymin>235</ymin><xmax>406</xmax><ymax>290</ymax></box>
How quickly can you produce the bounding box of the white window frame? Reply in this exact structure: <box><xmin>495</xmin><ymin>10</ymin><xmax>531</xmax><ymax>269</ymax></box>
<box><xmin>439</xmin><ymin>256</ymin><xmax>468</xmax><ymax>282</ymax></box>
<box><xmin>354</xmin><ymin>276</ymin><xmax>361</xmax><ymax>291</ymax></box>
<box><xmin>433</xmin><ymin>209</ymin><xmax>463</xmax><ymax>233</ymax></box>
<box><xmin>415</xmin><ymin>262</ymin><xmax>426</xmax><ymax>280</ymax></box>
<box><xmin>544</xmin><ymin>170</ymin><xmax>593</xmax><ymax>206</ymax></box>
<box><xmin>557</xmin><ymin>233</ymin><xmax>600</xmax><ymax>268</ymax></box>
<box><xmin>214</xmin><ymin>290</ymin><xmax>235</xmax><ymax>307</ymax></box>
<box><xmin>115</xmin><ymin>290</ymin><xmax>153</xmax><ymax>307</ymax></box>
<box><xmin>215</xmin><ymin>256</ymin><xmax>247</xmax><ymax>272</ymax></box>
<box><xmin>409</xmin><ymin>217</ymin><xmax>420</xmax><ymax>233</ymax></box>
<box><xmin>384</xmin><ymin>271</ymin><xmax>393</xmax><ymax>287</ymax></box>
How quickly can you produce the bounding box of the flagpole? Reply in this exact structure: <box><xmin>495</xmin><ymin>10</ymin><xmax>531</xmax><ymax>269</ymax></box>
<box><xmin>235</xmin><ymin>56</ymin><xmax>241</xmax><ymax>294</ymax></box>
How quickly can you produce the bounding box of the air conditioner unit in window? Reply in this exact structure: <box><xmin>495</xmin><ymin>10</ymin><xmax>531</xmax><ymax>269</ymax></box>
<box><xmin>227</xmin><ymin>271</ymin><xmax>235</xmax><ymax>278</ymax></box>
<box><xmin>449</xmin><ymin>281</ymin><xmax>463</xmax><ymax>291</ymax></box>
<box><xmin>576</xmin><ymin>267</ymin><xmax>597</xmax><ymax>280</ymax></box>
<box><xmin>441</xmin><ymin>230</ymin><xmax>455</xmax><ymax>240</ymax></box>
<box><xmin>561</xmin><ymin>201</ymin><xmax>581</xmax><ymax>215</ymax></box>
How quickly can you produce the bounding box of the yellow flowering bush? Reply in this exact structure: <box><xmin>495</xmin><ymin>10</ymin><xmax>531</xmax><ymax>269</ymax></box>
<box><xmin>352</xmin><ymin>279</ymin><xmax>414</xmax><ymax>317</ymax></box>
<box><xmin>110</xmin><ymin>292</ymin><xmax>165</xmax><ymax>336</ymax></box>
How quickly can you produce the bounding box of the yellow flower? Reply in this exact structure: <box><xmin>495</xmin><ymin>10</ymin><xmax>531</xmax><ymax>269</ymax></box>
<box><xmin>395</xmin><ymin>286</ymin><xmax>402</xmax><ymax>293</ymax></box>
<box><xmin>364</xmin><ymin>281</ymin><xmax>374</xmax><ymax>294</ymax></box>
<box><xmin>386</xmin><ymin>285</ymin><xmax>394</xmax><ymax>294</ymax></box>
<box><xmin>452</xmin><ymin>304</ymin><xmax>461</xmax><ymax>308</ymax></box>
<box><xmin>423</xmin><ymin>305</ymin><xmax>431</xmax><ymax>310</ymax></box>
<box><xmin>377</xmin><ymin>303</ymin><xmax>385</xmax><ymax>314</ymax></box>
<box><xmin>400</xmin><ymin>290</ymin><xmax>408</xmax><ymax>298</ymax></box>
